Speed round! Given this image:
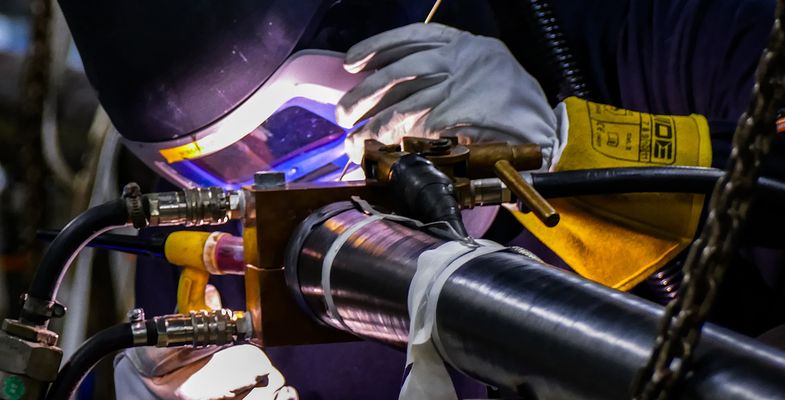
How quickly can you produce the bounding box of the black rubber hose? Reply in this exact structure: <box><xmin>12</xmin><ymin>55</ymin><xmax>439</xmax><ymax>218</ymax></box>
<box><xmin>46</xmin><ymin>320</ymin><xmax>156</xmax><ymax>400</ymax></box>
<box><xmin>520</xmin><ymin>0</ymin><xmax>590</xmax><ymax>100</ymax></box>
<box><xmin>36</xmin><ymin>229</ymin><xmax>166</xmax><ymax>258</ymax></box>
<box><xmin>528</xmin><ymin>167</ymin><xmax>785</xmax><ymax>200</ymax></box>
<box><xmin>525</xmin><ymin>167</ymin><xmax>785</xmax><ymax>246</ymax></box>
<box><xmin>22</xmin><ymin>199</ymin><xmax>129</xmax><ymax>324</ymax></box>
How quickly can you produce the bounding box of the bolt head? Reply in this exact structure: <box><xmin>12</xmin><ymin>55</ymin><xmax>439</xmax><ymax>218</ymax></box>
<box><xmin>0</xmin><ymin>331</ymin><xmax>62</xmax><ymax>382</ymax></box>
<box><xmin>2</xmin><ymin>320</ymin><xmax>58</xmax><ymax>347</ymax></box>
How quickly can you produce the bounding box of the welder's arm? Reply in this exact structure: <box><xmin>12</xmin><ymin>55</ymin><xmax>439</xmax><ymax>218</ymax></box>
<box><xmin>336</xmin><ymin>23</ymin><xmax>564</xmax><ymax>170</ymax></box>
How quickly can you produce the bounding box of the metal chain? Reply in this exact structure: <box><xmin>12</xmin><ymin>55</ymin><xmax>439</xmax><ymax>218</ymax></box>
<box><xmin>632</xmin><ymin>2</ymin><xmax>785</xmax><ymax>399</ymax></box>
<box><xmin>0</xmin><ymin>0</ymin><xmax>53</xmax><ymax>251</ymax></box>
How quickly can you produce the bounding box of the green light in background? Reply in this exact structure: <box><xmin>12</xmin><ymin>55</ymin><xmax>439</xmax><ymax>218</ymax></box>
<box><xmin>2</xmin><ymin>375</ymin><xmax>26</xmax><ymax>400</ymax></box>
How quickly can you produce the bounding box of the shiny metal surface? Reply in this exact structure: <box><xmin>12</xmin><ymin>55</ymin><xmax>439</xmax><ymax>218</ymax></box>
<box><xmin>470</xmin><ymin>177</ymin><xmax>511</xmax><ymax>205</ymax></box>
<box><xmin>154</xmin><ymin>309</ymin><xmax>250</xmax><ymax>348</ymax></box>
<box><xmin>127</xmin><ymin>308</ymin><xmax>148</xmax><ymax>346</ymax></box>
<box><xmin>145</xmin><ymin>187</ymin><xmax>243</xmax><ymax>227</ymax></box>
<box><xmin>287</xmin><ymin>204</ymin><xmax>441</xmax><ymax>346</ymax></box>
<box><xmin>286</xmin><ymin>204</ymin><xmax>785</xmax><ymax>399</ymax></box>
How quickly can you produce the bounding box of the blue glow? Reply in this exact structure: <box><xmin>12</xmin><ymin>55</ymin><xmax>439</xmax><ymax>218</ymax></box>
<box><xmin>168</xmin><ymin>160</ymin><xmax>229</xmax><ymax>188</ymax></box>
<box><xmin>169</xmin><ymin>97</ymin><xmax>362</xmax><ymax>189</ymax></box>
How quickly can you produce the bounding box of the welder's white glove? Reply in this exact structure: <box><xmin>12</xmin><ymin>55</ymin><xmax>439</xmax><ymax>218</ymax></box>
<box><xmin>175</xmin><ymin>345</ymin><xmax>293</xmax><ymax>400</ymax></box>
<box><xmin>337</xmin><ymin>23</ymin><xmax>566</xmax><ymax>170</ymax></box>
<box><xmin>114</xmin><ymin>345</ymin><xmax>297</xmax><ymax>400</ymax></box>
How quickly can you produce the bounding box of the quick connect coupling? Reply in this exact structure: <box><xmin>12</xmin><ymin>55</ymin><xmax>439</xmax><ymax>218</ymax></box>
<box><xmin>144</xmin><ymin>187</ymin><xmax>246</xmax><ymax>227</ymax></box>
<box><xmin>146</xmin><ymin>309</ymin><xmax>253</xmax><ymax>348</ymax></box>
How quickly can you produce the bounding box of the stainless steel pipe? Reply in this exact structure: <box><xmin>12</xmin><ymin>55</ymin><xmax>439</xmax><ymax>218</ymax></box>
<box><xmin>285</xmin><ymin>201</ymin><xmax>785</xmax><ymax>399</ymax></box>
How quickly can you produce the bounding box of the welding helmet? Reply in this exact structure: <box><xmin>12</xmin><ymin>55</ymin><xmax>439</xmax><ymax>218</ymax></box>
<box><xmin>58</xmin><ymin>0</ymin><xmax>445</xmax><ymax>188</ymax></box>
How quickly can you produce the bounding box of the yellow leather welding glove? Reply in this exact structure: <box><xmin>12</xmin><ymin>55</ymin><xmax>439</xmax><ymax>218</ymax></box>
<box><xmin>511</xmin><ymin>97</ymin><xmax>712</xmax><ymax>290</ymax></box>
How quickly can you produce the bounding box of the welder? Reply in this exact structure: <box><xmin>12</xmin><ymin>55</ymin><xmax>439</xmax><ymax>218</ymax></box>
<box><xmin>56</xmin><ymin>1</ymin><xmax>497</xmax><ymax>398</ymax></box>
<box><xmin>336</xmin><ymin>0</ymin><xmax>782</xmax><ymax>334</ymax></box>
<box><xmin>54</xmin><ymin>0</ymin><xmax>782</xmax><ymax>398</ymax></box>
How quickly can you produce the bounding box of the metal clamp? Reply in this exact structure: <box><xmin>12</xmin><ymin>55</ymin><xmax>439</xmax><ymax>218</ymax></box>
<box><xmin>20</xmin><ymin>294</ymin><xmax>66</xmax><ymax>322</ymax></box>
<box><xmin>122</xmin><ymin>182</ymin><xmax>148</xmax><ymax>229</ymax></box>
<box><xmin>127</xmin><ymin>308</ymin><xmax>148</xmax><ymax>346</ymax></box>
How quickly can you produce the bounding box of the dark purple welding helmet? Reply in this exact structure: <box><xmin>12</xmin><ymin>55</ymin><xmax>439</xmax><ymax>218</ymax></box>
<box><xmin>58</xmin><ymin>0</ymin><xmax>489</xmax><ymax>188</ymax></box>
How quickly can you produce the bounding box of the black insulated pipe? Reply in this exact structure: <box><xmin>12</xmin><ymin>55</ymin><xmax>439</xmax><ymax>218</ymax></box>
<box><xmin>45</xmin><ymin>320</ymin><xmax>156</xmax><ymax>400</ymax></box>
<box><xmin>286</xmin><ymin>203</ymin><xmax>785</xmax><ymax>399</ymax></box>
<box><xmin>22</xmin><ymin>199</ymin><xmax>129</xmax><ymax>325</ymax></box>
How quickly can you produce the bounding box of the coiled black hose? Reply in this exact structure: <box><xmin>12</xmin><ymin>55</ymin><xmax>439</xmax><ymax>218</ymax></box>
<box><xmin>646</xmin><ymin>261</ymin><xmax>684</xmax><ymax>305</ymax></box>
<box><xmin>520</xmin><ymin>0</ymin><xmax>590</xmax><ymax>99</ymax></box>
<box><xmin>46</xmin><ymin>321</ymin><xmax>156</xmax><ymax>400</ymax></box>
<box><xmin>22</xmin><ymin>199</ymin><xmax>129</xmax><ymax>325</ymax></box>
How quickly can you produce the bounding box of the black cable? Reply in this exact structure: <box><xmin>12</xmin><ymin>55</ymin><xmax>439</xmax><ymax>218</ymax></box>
<box><xmin>45</xmin><ymin>321</ymin><xmax>156</xmax><ymax>400</ymax></box>
<box><xmin>22</xmin><ymin>199</ymin><xmax>129</xmax><ymax>325</ymax></box>
<box><xmin>528</xmin><ymin>167</ymin><xmax>785</xmax><ymax>199</ymax></box>
<box><xmin>527</xmin><ymin>166</ymin><xmax>785</xmax><ymax>247</ymax></box>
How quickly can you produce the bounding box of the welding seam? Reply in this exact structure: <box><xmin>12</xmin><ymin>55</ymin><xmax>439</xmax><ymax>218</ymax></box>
<box><xmin>321</xmin><ymin>215</ymin><xmax>385</xmax><ymax>329</ymax></box>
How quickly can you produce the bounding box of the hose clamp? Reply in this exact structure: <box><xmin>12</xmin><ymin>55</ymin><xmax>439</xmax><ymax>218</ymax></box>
<box><xmin>122</xmin><ymin>183</ymin><xmax>148</xmax><ymax>229</ymax></box>
<box><xmin>20</xmin><ymin>294</ymin><xmax>66</xmax><ymax>322</ymax></box>
<box><xmin>127</xmin><ymin>308</ymin><xmax>148</xmax><ymax>345</ymax></box>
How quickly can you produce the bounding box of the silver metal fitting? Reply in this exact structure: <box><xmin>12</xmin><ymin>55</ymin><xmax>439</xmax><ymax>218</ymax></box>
<box><xmin>470</xmin><ymin>178</ymin><xmax>512</xmax><ymax>205</ymax></box>
<box><xmin>127</xmin><ymin>308</ymin><xmax>148</xmax><ymax>346</ymax></box>
<box><xmin>154</xmin><ymin>309</ymin><xmax>251</xmax><ymax>348</ymax></box>
<box><xmin>252</xmin><ymin>171</ymin><xmax>286</xmax><ymax>189</ymax></box>
<box><xmin>145</xmin><ymin>187</ymin><xmax>244</xmax><ymax>227</ymax></box>
<box><xmin>226</xmin><ymin>190</ymin><xmax>247</xmax><ymax>220</ymax></box>
<box><xmin>470</xmin><ymin>172</ymin><xmax>535</xmax><ymax>206</ymax></box>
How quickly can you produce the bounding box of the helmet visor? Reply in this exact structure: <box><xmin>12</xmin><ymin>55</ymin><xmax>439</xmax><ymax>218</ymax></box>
<box><xmin>123</xmin><ymin>50</ymin><xmax>365</xmax><ymax>189</ymax></box>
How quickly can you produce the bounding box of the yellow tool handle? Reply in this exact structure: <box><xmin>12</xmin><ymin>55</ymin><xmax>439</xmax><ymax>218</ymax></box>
<box><xmin>177</xmin><ymin>268</ymin><xmax>210</xmax><ymax>313</ymax></box>
<box><xmin>165</xmin><ymin>231</ymin><xmax>212</xmax><ymax>312</ymax></box>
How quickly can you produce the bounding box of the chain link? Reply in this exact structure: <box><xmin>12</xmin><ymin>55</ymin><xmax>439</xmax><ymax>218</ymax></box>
<box><xmin>632</xmin><ymin>2</ymin><xmax>785</xmax><ymax>399</ymax></box>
